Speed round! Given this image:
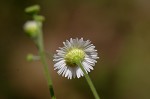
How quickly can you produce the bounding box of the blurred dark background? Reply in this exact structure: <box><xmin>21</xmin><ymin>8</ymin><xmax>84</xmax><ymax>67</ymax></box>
<box><xmin>0</xmin><ymin>0</ymin><xmax>150</xmax><ymax>99</ymax></box>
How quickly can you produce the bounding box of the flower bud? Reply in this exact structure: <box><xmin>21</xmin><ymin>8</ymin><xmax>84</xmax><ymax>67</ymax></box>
<box><xmin>26</xmin><ymin>54</ymin><xmax>40</xmax><ymax>62</ymax></box>
<box><xmin>24</xmin><ymin>21</ymin><xmax>38</xmax><ymax>37</ymax></box>
<box><xmin>26</xmin><ymin>54</ymin><xmax>34</xmax><ymax>62</ymax></box>
<box><xmin>25</xmin><ymin>5</ymin><xmax>40</xmax><ymax>15</ymax></box>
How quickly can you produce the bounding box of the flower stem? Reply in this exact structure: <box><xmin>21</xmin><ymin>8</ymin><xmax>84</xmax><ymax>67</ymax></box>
<box><xmin>36</xmin><ymin>20</ymin><xmax>56</xmax><ymax>99</ymax></box>
<box><xmin>76</xmin><ymin>61</ymin><xmax>100</xmax><ymax>99</ymax></box>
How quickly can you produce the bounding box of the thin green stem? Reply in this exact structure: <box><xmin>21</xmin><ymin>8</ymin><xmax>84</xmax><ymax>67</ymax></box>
<box><xmin>76</xmin><ymin>61</ymin><xmax>100</xmax><ymax>99</ymax></box>
<box><xmin>36</xmin><ymin>21</ymin><xmax>56</xmax><ymax>99</ymax></box>
<box><xmin>25</xmin><ymin>5</ymin><xmax>56</xmax><ymax>99</ymax></box>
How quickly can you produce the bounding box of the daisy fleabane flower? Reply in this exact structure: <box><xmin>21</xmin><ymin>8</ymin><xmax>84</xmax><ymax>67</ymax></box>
<box><xmin>53</xmin><ymin>38</ymin><xmax>99</xmax><ymax>79</ymax></box>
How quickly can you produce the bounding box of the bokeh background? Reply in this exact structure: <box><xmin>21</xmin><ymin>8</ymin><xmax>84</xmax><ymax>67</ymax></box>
<box><xmin>0</xmin><ymin>0</ymin><xmax>150</xmax><ymax>99</ymax></box>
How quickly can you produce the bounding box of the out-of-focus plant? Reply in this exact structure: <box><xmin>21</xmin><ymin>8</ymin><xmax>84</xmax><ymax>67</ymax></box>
<box><xmin>24</xmin><ymin>5</ymin><xmax>56</xmax><ymax>99</ymax></box>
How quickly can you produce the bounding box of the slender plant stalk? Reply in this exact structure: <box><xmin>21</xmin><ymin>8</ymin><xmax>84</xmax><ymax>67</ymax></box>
<box><xmin>36</xmin><ymin>21</ymin><xmax>56</xmax><ymax>99</ymax></box>
<box><xmin>76</xmin><ymin>61</ymin><xmax>100</xmax><ymax>99</ymax></box>
<box><xmin>24</xmin><ymin>5</ymin><xmax>56</xmax><ymax>99</ymax></box>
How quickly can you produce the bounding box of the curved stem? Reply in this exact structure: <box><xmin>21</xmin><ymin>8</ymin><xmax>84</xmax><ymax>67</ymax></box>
<box><xmin>76</xmin><ymin>61</ymin><xmax>100</xmax><ymax>99</ymax></box>
<box><xmin>36</xmin><ymin>21</ymin><xmax>56</xmax><ymax>99</ymax></box>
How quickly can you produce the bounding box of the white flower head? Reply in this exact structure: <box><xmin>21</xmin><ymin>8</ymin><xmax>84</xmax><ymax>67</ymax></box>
<box><xmin>53</xmin><ymin>38</ymin><xmax>99</xmax><ymax>79</ymax></box>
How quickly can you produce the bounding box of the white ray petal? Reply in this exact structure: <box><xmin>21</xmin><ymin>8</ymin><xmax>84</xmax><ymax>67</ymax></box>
<box><xmin>82</xmin><ymin>62</ymin><xmax>90</xmax><ymax>72</ymax></box>
<box><xmin>54</xmin><ymin>63</ymin><xmax>66</xmax><ymax>70</ymax></box>
<box><xmin>54</xmin><ymin>60</ymin><xmax>65</xmax><ymax>67</ymax></box>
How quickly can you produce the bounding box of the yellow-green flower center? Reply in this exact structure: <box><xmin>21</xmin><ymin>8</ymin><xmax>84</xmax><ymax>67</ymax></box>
<box><xmin>65</xmin><ymin>48</ymin><xmax>85</xmax><ymax>67</ymax></box>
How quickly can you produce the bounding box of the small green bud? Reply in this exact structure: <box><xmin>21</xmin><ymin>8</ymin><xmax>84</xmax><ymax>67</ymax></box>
<box><xmin>23</xmin><ymin>21</ymin><xmax>38</xmax><ymax>37</ymax></box>
<box><xmin>26</xmin><ymin>54</ymin><xmax>40</xmax><ymax>62</ymax></box>
<box><xmin>26</xmin><ymin>54</ymin><xmax>34</xmax><ymax>62</ymax></box>
<box><xmin>34</xmin><ymin>15</ymin><xmax>45</xmax><ymax>22</ymax></box>
<box><xmin>25</xmin><ymin>5</ymin><xmax>40</xmax><ymax>15</ymax></box>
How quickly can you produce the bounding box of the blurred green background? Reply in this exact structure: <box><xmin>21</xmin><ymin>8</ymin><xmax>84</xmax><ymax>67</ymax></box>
<box><xmin>0</xmin><ymin>0</ymin><xmax>150</xmax><ymax>99</ymax></box>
